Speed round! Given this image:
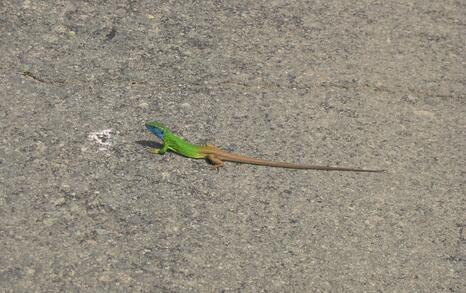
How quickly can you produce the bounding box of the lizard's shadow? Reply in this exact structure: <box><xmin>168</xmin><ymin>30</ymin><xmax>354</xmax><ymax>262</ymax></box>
<box><xmin>135</xmin><ymin>140</ymin><xmax>164</xmax><ymax>149</ymax></box>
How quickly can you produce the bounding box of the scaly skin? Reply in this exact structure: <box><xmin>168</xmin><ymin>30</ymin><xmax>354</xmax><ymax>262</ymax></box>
<box><xmin>145</xmin><ymin>121</ymin><xmax>384</xmax><ymax>172</ymax></box>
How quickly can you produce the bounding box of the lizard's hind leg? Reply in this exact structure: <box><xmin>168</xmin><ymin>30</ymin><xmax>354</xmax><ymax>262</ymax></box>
<box><xmin>206</xmin><ymin>154</ymin><xmax>224</xmax><ymax>169</ymax></box>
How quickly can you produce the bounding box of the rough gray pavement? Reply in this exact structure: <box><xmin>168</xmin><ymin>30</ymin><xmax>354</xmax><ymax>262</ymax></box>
<box><xmin>1</xmin><ymin>1</ymin><xmax>465</xmax><ymax>292</ymax></box>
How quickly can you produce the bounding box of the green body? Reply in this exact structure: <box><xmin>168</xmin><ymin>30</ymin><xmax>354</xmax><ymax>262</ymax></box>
<box><xmin>160</xmin><ymin>130</ymin><xmax>205</xmax><ymax>159</ymax></box>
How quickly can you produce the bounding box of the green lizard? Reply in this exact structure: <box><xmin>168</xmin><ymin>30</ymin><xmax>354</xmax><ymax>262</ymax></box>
<box><xmin>145</xmin><ymin>121</ymin><xmax>384</xmax><ymax>172</ymax></box>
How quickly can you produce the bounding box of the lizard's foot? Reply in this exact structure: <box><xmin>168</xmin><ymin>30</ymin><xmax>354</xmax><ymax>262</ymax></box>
<box><xmin>210</xmin><ymin>165</ymin><xmax>222</xmax><ymax>172</ymax></box>
<box><xmin>149</xmin><ymin>148</ymin><xmax>166</xmax><ymax>155</ymax></box>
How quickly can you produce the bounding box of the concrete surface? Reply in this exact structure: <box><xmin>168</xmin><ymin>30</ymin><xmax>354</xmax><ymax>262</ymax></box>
<box><xmin>1</xmin><ymin>1</ymin><xmax>464</xmax><ymax>292</ymax></box>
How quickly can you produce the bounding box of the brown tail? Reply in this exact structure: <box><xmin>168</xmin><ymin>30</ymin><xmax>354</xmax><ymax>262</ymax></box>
<box><xmin>214</xmin><ymin>151</ymin><xmax>384</xmax><ymax>172</ymax></box>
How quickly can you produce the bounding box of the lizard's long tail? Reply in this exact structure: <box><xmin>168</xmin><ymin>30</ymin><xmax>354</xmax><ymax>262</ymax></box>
<box><xmin>213</xmin><ymin>150</ymin><xmax>385</xmax><ymax>172</ymax></box>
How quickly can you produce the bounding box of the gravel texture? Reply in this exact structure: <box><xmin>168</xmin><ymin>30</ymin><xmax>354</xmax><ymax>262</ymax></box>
<box><xmin>1</xmin><ymin>1</ymin><xmax>464</xmax><ymax>292</ymax></box>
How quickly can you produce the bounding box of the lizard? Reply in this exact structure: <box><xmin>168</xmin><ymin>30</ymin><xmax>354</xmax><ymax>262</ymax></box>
<box><xmin>145</xmin><ymin>121</ymin><xmax>385</xmax><ymax>172</ymax></box>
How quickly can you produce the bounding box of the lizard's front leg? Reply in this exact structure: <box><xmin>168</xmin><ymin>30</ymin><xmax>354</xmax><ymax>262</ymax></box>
<box><xmin>206</xmin><ymin>154</ymin><xmax>224</xmax><ymax>169</ymax></box>
<box><xmin>150</xmin><ymin>142</ymin><xmax>168</xmax><ymax>155</ymax></box>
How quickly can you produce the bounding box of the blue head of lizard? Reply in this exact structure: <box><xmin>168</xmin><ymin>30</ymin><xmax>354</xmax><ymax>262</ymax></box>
<box><xmin>145</xmin><ymin>121</ymin><xmax>167</xmax><ymax>140</ymax></box>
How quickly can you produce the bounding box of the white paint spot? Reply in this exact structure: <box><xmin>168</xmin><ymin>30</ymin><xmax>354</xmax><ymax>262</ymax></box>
<box><xmin>88</xmin><ymin>129</ymin><xmax>114</xmax><ymax>150</ymax></box>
